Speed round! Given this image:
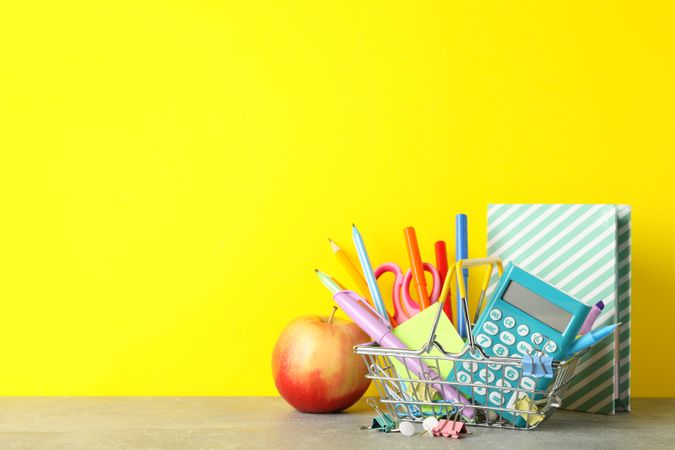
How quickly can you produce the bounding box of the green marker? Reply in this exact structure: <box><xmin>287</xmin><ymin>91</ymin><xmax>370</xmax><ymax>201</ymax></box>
<box><xmin>314</xmin><ymin>268</ymin><xmax>342</xmax><ymax>294</ymax></box>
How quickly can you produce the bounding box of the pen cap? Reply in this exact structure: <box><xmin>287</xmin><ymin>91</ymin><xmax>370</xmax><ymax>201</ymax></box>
<box><xmin>332</xmin><ymin>290</ymin><xmax>390</xmax><ymax>342</ymax></box>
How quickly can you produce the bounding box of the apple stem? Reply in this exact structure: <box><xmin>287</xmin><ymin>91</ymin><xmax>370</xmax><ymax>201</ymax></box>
<box><xmin>328</xmin><ymin>306</ymin><xmax>338</xmax><ymax>324</ymax></box>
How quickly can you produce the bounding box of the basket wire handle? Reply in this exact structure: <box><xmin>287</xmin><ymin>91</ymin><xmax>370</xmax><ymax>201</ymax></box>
<box><xmin>429</xmin><ymin>258</ymin><xmax>503</xmax><ymax>353</ymax></box>
<box><xmin>456</xmin><ymin>258</ymin><xmax>503</xmax><ymax>351</ymax></box>
<box><xmin>471</xmin><ymin>259</ymin><xmax>504</xmax><ymax>325</ymax></box>
<box><xmin>423</xmin><ymin>264</ymin><xmax>457</xmax><ymax>353</ymax></box>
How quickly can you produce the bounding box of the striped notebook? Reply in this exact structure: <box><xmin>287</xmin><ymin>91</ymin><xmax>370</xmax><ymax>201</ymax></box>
<box><xmin>486</xmin><ymin>204</ymin><xmax>631</xmax><ymax>414</ymax></box>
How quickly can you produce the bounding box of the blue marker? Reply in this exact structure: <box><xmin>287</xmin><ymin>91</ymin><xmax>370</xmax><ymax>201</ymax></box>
<box><xmin>455</xmin><ymin>214</ymin><xmax>469</xmax><ymax>338</ymax></box>
<box><xmin>352</xmin><ymin>224</ymin><xmax>392</xmax><ymax>328</ymax></box>
<box><xmin>566</xmin><ymin>324</ymin><xmax>619</xmax><ymax>357</ymax></box>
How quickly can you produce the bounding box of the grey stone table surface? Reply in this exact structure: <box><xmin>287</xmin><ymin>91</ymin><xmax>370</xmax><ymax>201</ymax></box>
<box><xmin>0</xmin><ymin>397</ymin><xmax>671</xmax><ymax>449</ymax></box>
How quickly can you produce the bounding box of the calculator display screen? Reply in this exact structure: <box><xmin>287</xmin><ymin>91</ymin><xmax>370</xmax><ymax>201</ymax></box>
<box><xmin>501</xmin><ymin>281</ymin><xmax>572</xmax><ymax>333</ymax></box>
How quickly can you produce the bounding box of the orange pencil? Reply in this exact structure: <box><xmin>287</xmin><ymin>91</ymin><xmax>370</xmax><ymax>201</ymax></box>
<box><xmin>404</xmin><ymin>227</ymin><xmax>431</xmax><ymax>309</ymax></box>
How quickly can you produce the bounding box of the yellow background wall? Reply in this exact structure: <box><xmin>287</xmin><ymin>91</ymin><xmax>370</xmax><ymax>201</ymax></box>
<box><xmin>1</xmin><ymin>1</ymin><xmax>673</xmax><ymax>396</ymax></box>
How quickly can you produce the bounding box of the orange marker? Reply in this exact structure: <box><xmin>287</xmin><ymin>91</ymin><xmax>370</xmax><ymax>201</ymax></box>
<box><xmin>404</xmin><ymin>227</ymin><xmax>431</xmax><ymax>309</ymax></box>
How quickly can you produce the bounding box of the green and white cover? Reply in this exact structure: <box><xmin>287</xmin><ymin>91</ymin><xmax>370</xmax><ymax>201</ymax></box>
<box><xmin>486</xmin><ymin>204</ymin><xmax>631</xmax><ymax>414</ymax></box>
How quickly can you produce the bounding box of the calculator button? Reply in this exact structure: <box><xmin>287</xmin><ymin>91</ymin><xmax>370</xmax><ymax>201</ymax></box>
<box><xmin>531</xmin><ymin>333</ymin><xmax>544</xmax><ymax>345</ymax></box>
<box><xmin>500</xmin><ymin>331</ymin><xmax>516</xmax><ymax>346</ymax></box>
<box><xmin>517</xmin><ymin>324</ymin><xmax>530</xmax><ymax>336</ymax></box>
<box><xmin>516</xmin><ymin>341</ymin><xmax>533</xmax><ymax>355</ymax></box>
<box><xmin>496</xmin><ymin>379</ymin><xmax>513</xmax><ymax>390</ymax></box>
<box><xmin>544</xmin><ymin>340</ymin><xmax>558</xmax><ymax>353</ymax></box>
<box><xmin>504</xmin><ymin>366</ymin><xmax>520</xmax><ymax>381</ymax></box>
<box><xmin>488</xmin><ymin>391</ymin><xmax>505</xmax><ymax>406</ymax></box>
<box><xmin>489</xmin><ymin>309</ymin><xmax>502</xmax><ymax>321</ymax></box>
<box><xmin>503</xmin><ymin>316</ymin><xmax>516</xmax><ymax>329</ymax></box>
<box><xmin>520</xmin><ymin>377</ymin><xmax>536</xmax><ymax>390</ymax></box>
<box><xmin>492</xmin><ymin>344</ymin><xmax>509</xmax><ymax>357</ymax></box>
<box><xmin>462</xmin><ymin>361</ymin><xmax>479</xmax><ymax>373</ymax></box>
<box><xmin>475</xmin><ymin>334</ymin><xmax>493</xmax><ymax>348</ymax></box>
<box><xmin>483</xmin><ymin>321</ymin><xmax>499</xmax><ymax>336</ymax></box>
<box><xmin>474</xmin><ymin>386</ymin><xmax>487</xmax><ymax>395</ymax></box>
<box><xmin>456</xmin><ymin>371</ymin><xmax>472</xmax><ymax>384</ymax></box>
<box><xmin>479</xmin><ymin>369</ymin><xmax>496</xmax><ymax>384</ymax></box>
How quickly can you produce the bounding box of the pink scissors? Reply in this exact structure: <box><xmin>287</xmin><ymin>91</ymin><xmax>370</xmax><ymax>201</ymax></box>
<box><xmin>374</xmin><ymin>262</ymin><xmax>441</xmax><ymax>324</ymax></box>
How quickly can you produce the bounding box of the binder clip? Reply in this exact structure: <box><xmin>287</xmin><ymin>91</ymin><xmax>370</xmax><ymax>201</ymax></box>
<box><xmin>431</xmin><ymin>409</ymin><xmax>468</xmax><ymax>439</ymax></box>
<box><xmin>523</xmin><ymin>353</ymin><xmax>553</xmax><ymax>379</ymax></box>
<box><xmin>366</xmin><ymin>398</ymin><xmax>396</xmax><ymax>433</ymax></box>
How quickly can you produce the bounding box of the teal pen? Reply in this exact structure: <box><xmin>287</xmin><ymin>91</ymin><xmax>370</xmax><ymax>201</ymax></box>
<box><xmin>566</xmin><ymin>324</ymin><xmax>619</xmax><ymax>357</ymax></box>
<box><xmin>352</xmin><ymin>224</ymin><xmax>392</xmax><ymax>328</ymax></box>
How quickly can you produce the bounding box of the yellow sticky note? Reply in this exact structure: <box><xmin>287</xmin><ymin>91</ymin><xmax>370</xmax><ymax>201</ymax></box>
<box><xmin>515</xmin><ymin>396</ymin><xmax>545</xmax><ymax>426</ymax></box>
<box><xmin>390</xmin><ymin>303</ymin><xmax>465</xmax><ymax>382</ymax></box>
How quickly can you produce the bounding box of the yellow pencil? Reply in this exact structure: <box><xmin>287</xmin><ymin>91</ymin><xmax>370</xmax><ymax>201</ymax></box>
<box><xmin>329</xmin><ymin>238</ymin><xmax>372</xmax><ymax>302</ymax></box>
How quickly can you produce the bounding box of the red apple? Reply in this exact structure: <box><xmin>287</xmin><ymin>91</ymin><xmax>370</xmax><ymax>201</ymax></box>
<box><xmin>272</xmin><ymin>308</ymin><xmax>371</xmax><ymax>413</ymax></box>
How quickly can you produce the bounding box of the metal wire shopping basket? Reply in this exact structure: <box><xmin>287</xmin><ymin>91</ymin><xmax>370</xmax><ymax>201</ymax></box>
<box><xmin>355</xmin><ymin>257</ymin><xmax>592</xmax><ymax>431</ymax></box>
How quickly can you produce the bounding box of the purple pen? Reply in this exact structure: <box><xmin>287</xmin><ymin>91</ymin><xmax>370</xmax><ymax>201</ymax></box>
<box><xmin>333</xmin><ymin>290</ymin><xmax>475</xmax><ymax>419</ymax></box>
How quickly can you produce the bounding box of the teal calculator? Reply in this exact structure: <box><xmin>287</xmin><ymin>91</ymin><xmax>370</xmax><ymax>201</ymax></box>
<box><xmin>452</xmin><ymin>263</ymin><xmax>590</xmax><ymax>427</ymax></box>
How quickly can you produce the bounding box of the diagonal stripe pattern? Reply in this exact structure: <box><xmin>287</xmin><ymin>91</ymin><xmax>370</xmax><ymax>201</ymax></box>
<box><xmin>616</xmin><ymin>205</ymin><xmax>631</xmax><ymax>411</ymax></box>
<box><xmin>486</xmin><ymin>204</ymin><xmax>628</xmax><ymax>415</ymax></box>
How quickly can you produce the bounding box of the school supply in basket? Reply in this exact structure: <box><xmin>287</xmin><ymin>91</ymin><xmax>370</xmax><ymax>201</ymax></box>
<box><xmin>453</xmin><ymin>261</ymin><xmax>590</xmax><ymax>428</ymax></box>
<box><xmin>314</xmin><ymin>268</ymin><xmax>343</xmax><ymax>294</ymax></box>
<box><xmin>329</xmin><ymin>238</ymin><xmax>372</xmax><ymax>302</ymax></box>
<box><xmin>374</xmin><ymin>262</ymin><xmax>441</xmax><ymax>324</ymax></box>
<box><xmin>515</xmin><ymin>396</ymin><xmax>544</xmax><ymax>427</ymax></box>
<box><xmin>566</xmin><ymin>324</ymin><xmax>619</xmax><ymax>357</ymax></box>
<box><xmin>390</xmin><ymin>302</ymin><xmax>464</xmax><ymax>379</ymax></box>
<box><xmin>352</xmin><ymin>224</ymin><xmax>393</xmax><ymax>328</ymax></box>
<box><xmin>578</xmin><ymin>300</ymin><xmax>605</xmax><ymax>336</ymax></box>
<box><xmin>388</xmin><ymin>303</ymin><xmax>464</xmax><ymax>417</ymax></box>
<box><xmin>455</xmin><ymin>214</ymin><xmax>469</xmax><ymax>337</ymax></box>
<box><xmin>434</xmin><ymin>240</ymin><xmax>454</xmax><ymax>323</ymax></box>
<box><xmin>404</xmin><ymin>227</ymin><xmax>432</xmax><ymax>310</ymax></box>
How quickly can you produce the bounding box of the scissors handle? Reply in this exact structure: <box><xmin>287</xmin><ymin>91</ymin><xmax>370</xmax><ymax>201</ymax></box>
<box><xmin>401</xmin><ymin>263</ymin><xmax>442</xmax><ymax>316</ymax></box>
<box><xmin>374</xmin><ymin>263</ymin><xmax>409</xmax><ymax>324</ymax></box>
